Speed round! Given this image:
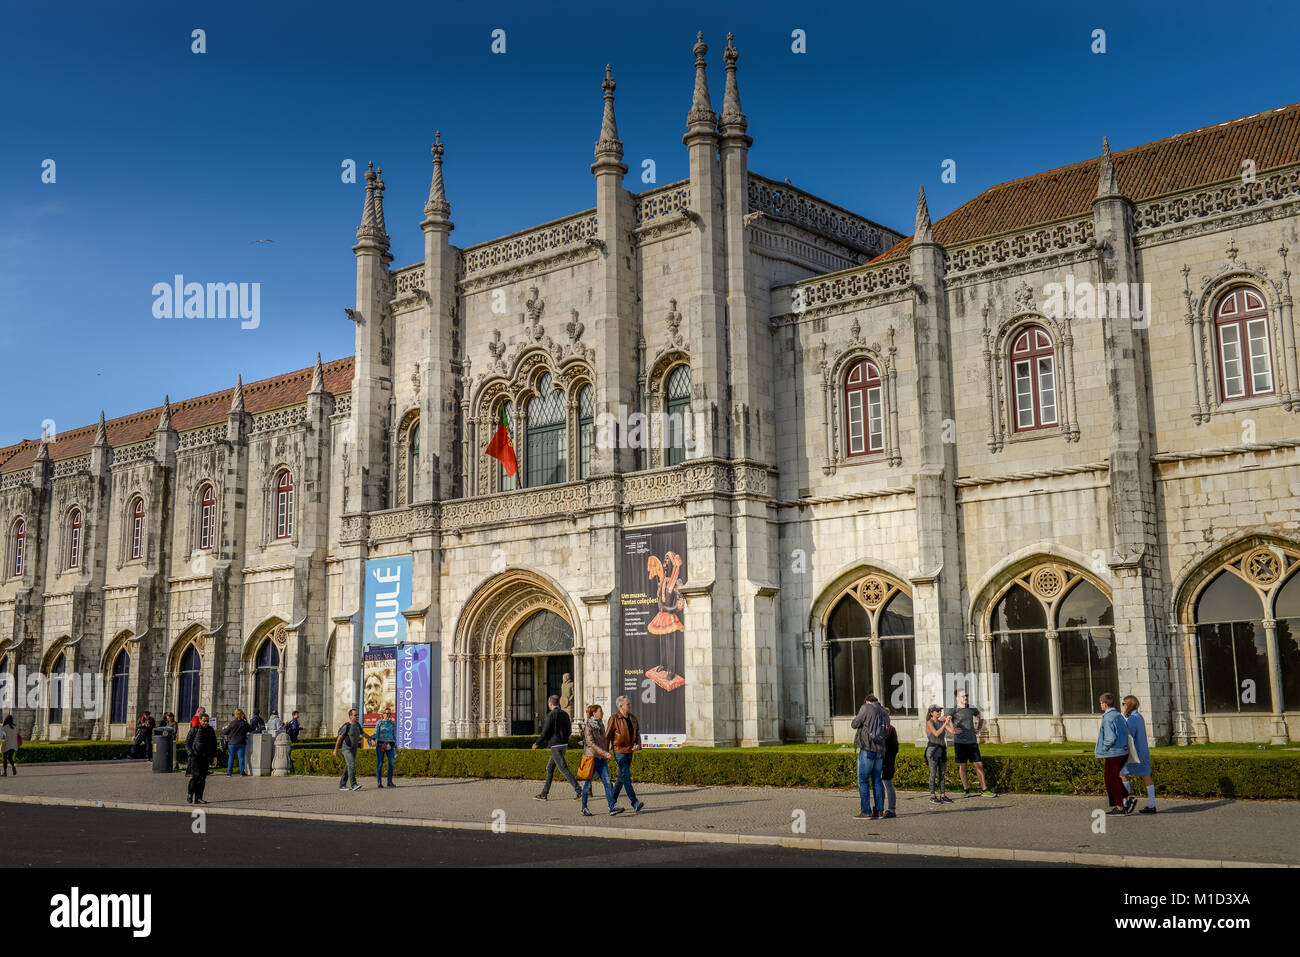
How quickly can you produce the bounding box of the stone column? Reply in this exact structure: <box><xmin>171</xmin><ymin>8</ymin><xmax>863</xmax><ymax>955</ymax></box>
<box><xmin>979</xmin><ymin>632</ymin><xmax>1001</xmax><ymax>743</ymax></box>
<box><xmin>1261</xmin><ymin>619</ymin><xmax>1290</xmax><ymax>744</ymax></box>
<box><xmin>1182</xmin><ymin>623</ymin><xmax>1208</xmax><ymax>743</ymax></box>
<box><xmin>1046</xmin><ymin>629</ymin><xmax>1065</xmax><ymax>744</ymax></box>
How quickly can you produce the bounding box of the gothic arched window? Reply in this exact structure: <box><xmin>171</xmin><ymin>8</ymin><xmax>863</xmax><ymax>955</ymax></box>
<box><xmin>10</xmin><ymin>520</ymin><xmax>24</xmax><ymax>577</ymax></box>
<box><xmin>1214</xmin><ymin>286</ymin><xmax>1274</xmax><ymax>401</ymax></box>
<box><xmin>198</xmin><ymin>485</ymin><xmax>216</xmax><ymax>551</ymax></box>
<box><xmin>67</xmin><ymin>509</ymin><xmax>82</xmax><ymax>570</ymax></box>
<box><xmin>178</xmin><ymin>644</ymin><xmax>202</xmax><ymax>722</ymax></box>
<box><xmin>825</xmin><ymin>576</ymin><xmax>916</xmax><ymax>716</ymax></box>
<box><xmin>844</xmin><ymin>359</ymin><xmax>883</xmax><ymax>456</ymax></box>
<box><xmin>254</xmin><ymin>638</ymin><xmax>281</xmax><ymax>717</ymax></box>
<box><xmin>1276</xmin><ymin>569</ymin><xmax>1300</xmax><ymax>715</ymax></box>
<box><xmin>275</xmin><ymin>471</ymin><xmax>294</xmax><ymax>540</ymax></box>
<box><xmin>129</xmin><ymin>497</ymin><xmax>145</xmax><ymax>560</ymax></box>
<box><xmin>525</xmin><ymin>374</ymin><xmax>566</xmax><ymax>488</ymax></box>
<box><xmin>49</xmin><ymin>652</ymin><xmax>67</xmax><ymax>725</ymax></box>
<box><xmin>110</xmin><ymin>649</ymin><xmax>130</xmax><ymax>724</ymax></box>
<box><xmin>665</xmin><ymin>365</ymin><xmax>692</xmax><ymax>466</ymax></box>
<box><xmin>1194</xmin><ymin>570</ymin><xmax>1270</xmax><ymax>713</ymax></box>
<box><xmin>578</xmin><ymin>384</ymin><xmax>594</xmax><ymax>479</ymax></box>
<box><xmin>1010</xmin><ymin>326</ymin><xmax>1057</xmax><ymax>432</ymax></box>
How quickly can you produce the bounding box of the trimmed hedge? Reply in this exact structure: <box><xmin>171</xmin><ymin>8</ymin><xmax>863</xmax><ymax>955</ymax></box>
<box><xmin>7</xmin><ymin>742</ymin><xmax>134</xmax><ymax>763</ymax></box>
<box><xmin>290</xmin><ymin>747</ymin><xmax>1300</xmax><ymax>799</ymax></box>
<box><xmin>292</xmin><ymin>734</ymin><xmax>582</xmax><ymax>750</ymax></box>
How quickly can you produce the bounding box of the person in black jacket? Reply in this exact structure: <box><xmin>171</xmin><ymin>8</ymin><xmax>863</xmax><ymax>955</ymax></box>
<box><xmin>881</xmin><ymin>718</ymin><xmax>900</xmax><ymax>818</ymax></box>
<box><xmin>532</xmin><ymin>694</ymin><xmax>580</xmax><ymax>801</ymax></box>
<box><xmin>185</xmin><ymin>713</ymin><xmax>219</xmax><ymax>805</ymax></box>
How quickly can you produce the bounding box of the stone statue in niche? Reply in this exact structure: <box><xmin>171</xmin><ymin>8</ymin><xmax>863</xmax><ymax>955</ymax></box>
<box><xmin>560</xmin><ymin>672</ymin><xmax>575</xmax><ymax>719</ymax></box>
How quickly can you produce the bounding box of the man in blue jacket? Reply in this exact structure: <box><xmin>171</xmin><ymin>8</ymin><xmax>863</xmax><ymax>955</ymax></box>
<box><xmin>1095</xmin><ymin>692</ymin><xmax>1131</xmax><ymax>815</ymax></box>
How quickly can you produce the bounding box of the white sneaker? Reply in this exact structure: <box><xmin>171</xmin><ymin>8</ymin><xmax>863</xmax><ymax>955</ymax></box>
<box><xmin>350</xmin><ymin>783</ymin><xmax>362</xmax><ymax>791</ymax></box>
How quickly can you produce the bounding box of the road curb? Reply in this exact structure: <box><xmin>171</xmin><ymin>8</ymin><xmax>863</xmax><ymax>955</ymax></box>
<box><xmin>1</xmin><ymin>792</ymin><xmax>1291</xmax><ymax>867</ymax></box>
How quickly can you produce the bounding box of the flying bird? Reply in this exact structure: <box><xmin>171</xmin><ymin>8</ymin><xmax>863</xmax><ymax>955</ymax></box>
<box><xmin>250</xmin><ymin>239</ymin><xmax>274</xmax><ymax>244</ymax></box>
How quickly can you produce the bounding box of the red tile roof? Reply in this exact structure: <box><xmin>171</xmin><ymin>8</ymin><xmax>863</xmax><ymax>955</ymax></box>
<box><xmin>875</xmin><ymin>102</ymin><xmax>1300</xmax><ymax>262</ymax></box>
<box><xmin>0</xmin><ymin>357</ymin><xmax>354</xmax><ymax>475</ymax></box>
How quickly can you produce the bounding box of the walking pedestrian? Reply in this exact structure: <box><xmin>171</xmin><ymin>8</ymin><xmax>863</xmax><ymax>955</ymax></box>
<box><xmin>249</xmin><ymin>709</ymin><xmax>266</xmax><ymax>734</ymax></box>
<box><xmin>924</xmin><ymin>705</ymin><xmax>956</xmax><ymax>805</ymax></box>
<box><xmin>286</xmin><ymin>710</ymin><xmax>302</xmax><ymax>742</ymax></box>
<box><xmin>266</xmin><ymin>710</ymin><xmax>285</xmax><ymax>738</ymax></box>
<box><xmin>578</xmin><ymin>704</ymin><xmax>619</xmax><ymax>816</ymax></box>
<box><xmin>1121</xmin><ymin>695</ymin><xmax>1156</xmax><ymax>814</ymax></box>
<box><xmin>1096</xmin><ymin>692</ymin><xmax>1130</xmax><ymax>815</ymax></box>
<box><xmin>185</xmin><ymin>712</ymin><xmax>218</xmax><ymax>805</ymax></box>
<box><xmin>606</xmin><ymin>696</ymin><xmax>644</xmax><ymax>813</ymax></box>
<box><xmin>225</xmin><ymin>710</ymin><xmax>251</xmax><ymax>775</ymax></box>
<box><xmin>881</xmin><ymin>716</ymin><xmax>899</xmax><ymax>818</ymax></box>
<box><xmin>532</xmin><ymin>694</ymin><xmax>581</xmax><ymax>801</ymax></box>
<box><xmin>850</xmin><ymin>693</ymin><xmax>889</xmax><ymax>819</ymax></box>
<box><xmin>1</xmin><ymin>715</ymin><xmax>18</xmax><ymax>776</ymax></box>
<box><xmin>333</xmin><ymin>708</ymin><xmax>364</xmax><ymax>791</ymax></box>
<box><xmin>374</xmin><ymin>708</ymin><xmax>397</xmax><ymax>788</ymax></box>
<box><xmin>947</xmin><ymin>689</ymin><xmax>995</xmax><ymax>796</ymax></box>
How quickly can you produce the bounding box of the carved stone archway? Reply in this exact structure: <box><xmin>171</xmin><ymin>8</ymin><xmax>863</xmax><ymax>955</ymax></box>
<box><xmin>451</xmin><ymin>568</ymin><xmax>581</xmax><ymax>737</ymax></box>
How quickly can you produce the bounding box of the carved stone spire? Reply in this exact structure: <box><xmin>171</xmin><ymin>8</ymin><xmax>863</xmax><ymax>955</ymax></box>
<box><xmin>309</xmin><ymin>353</ymin><xmax>325</xmax><ymax>394</ymax></box>
<box><xmin>424</xmin><ymin>132</ymin><xmax>451</xmax><ymax>221</ymax></box>
<box><xmin>719</xmin><ymin>32</ymin><xmax>747</xmax><ymax>135</ymax></box>
<box><xmin>229</xmin><ymin>375</ymin><xmax>244</xmax><ymax>414</ymax></box>
<box><xmin>355</xmin><ymin>162</ymin><xmax>390</xmax><ymax>250</ymax></box>
<box><xmin>594</xmin><ymin>65</ymin><xmax>624</xmax><ymax>160</ymax></box>
<box><xmin>156</xmin><ymin>395</ymin><xmax>173</xmax><ymax>432</ymax></box>
<box><xmin>35</xmin><ymin>433</ymin><xmax>50</xmax><ymax>460</ymax></box>
<box><xmin>914</xmin><ymin>185</ymin><xmax>934</xmax><ymax>244</ymax></box>
<box><xmin>686</xmin><ymin>31</ymin><xmax>716</xmax><ymax>134</ymax></box>
<box><xmin>1097</xmin><ymin>136</ymin><xmax>1121</xmax><ymax>199</ymax></box>
<box><xmin>93</xmin><ymin>410</ymin><xmax>108</xmax><ymax>447</ymax></box>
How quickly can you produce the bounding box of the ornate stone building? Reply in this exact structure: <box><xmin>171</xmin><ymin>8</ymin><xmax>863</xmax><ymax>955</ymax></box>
<box><xmin>2</xmin><ymin>37</ymin><xmax>1299</xmax><ymax>745</ymax></box>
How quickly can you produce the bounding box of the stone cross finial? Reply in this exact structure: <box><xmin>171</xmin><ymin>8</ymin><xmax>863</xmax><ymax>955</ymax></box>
<box><xmin>309</xmin><ymin>354</ymin><xmax>325</xmax><ymax>394</ymax></box>
<box><xmin>425</xmin><ymin>131</ymin><xmax>451</xmax><ymax>220</ymax></box>
<box><xmin>914</xmin><ymin>185</ymin><xmax>933</xmax><ymax>243</ymax></box>
<box><xmin>595</xmin><ymin>64</ymin><xmax>623</xmax><ymax>160</ymax></box>
<box><xmin>720</xmin><ymin>32</ymin><xmax>747</xmax><ymax>133</ymax></box>
<box><xmin>1096</xmin><ymin>136</ymin><xmax>1121</xmax><ymax>199</ymax></box>
<box><xmin>687</xmin><ymin>31</ymin><xmax>716</xmax><ymax>131</ymax></box>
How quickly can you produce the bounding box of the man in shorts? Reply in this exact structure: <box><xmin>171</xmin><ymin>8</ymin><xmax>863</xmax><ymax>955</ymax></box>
<box><xmin>947</xmin><ymin>688</ymin><xmax>995</xmax><ymax>797</ymax></box>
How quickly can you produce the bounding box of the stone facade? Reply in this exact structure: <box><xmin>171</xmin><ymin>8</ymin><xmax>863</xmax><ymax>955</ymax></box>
<box><xmin>2</xmin><ymin>37</ymin><xmax>1298</xmax><ymax>746</ymax></box>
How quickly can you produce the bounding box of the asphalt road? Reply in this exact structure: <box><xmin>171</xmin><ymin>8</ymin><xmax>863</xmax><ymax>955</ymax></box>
<box><xmin>0</xmin><ymin>803</ymin><xmax>1077</xmax><ymax>868</ymax></box>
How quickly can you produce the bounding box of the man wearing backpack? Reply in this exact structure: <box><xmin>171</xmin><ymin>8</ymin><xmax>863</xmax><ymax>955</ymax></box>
<box><xmin>333</xmin><ymin>708</ymin><xmax>365</xmax><ymax>791</ymax></box>
<box><xmin>850</xmin><ymin>693</ymin><xmax>890</xmax><ymax>819</ymax></box>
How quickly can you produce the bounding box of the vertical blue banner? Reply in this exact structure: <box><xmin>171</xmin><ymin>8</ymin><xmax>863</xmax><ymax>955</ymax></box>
<box><xmin>364</xmin><ymin>556</ymin><xmax>413</xmax><ymax>644</ymax></box>
<box><xmin>397</xmin><ymin>643</ymin><xmax>433</xmax><ymax>749</ymax></box>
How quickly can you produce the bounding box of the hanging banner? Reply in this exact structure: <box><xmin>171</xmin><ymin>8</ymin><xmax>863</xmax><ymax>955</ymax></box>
<box><xmin>362</xmin><ymin>645</ymin><xmax>396</xmax><ymax>737</ymax></box>
<box><xmin>397</xmin><ymin>642</ymin><xmax>434</xmax><ymax>750</ymax></box>
<box><xmin>364</xmin><ymin>556</ymin><xmax>413</xmax><ymax>645</ymax></box>
<box><xmin>619</xmin><ymin>524</ymin><xmax>687</xmax><ymax>747</ymax></box>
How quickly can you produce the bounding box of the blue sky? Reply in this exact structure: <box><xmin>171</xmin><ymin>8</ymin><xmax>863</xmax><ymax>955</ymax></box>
<box><xmin>1</xmin><ymin>0</ymin><xmax>1296</xmax><ymax>441</ymax></box>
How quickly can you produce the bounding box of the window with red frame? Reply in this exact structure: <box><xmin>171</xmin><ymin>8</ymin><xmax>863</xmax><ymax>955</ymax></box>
<box><xmin>129</xmin><ymin>498</ymin><xmax>145</xmax><ymax>560</ymax></box>
<box><xmin>67</xmin><ymin>509</ymin><xmax>82</xmax><ymax>569</ymax></box>
<box><xmin>198</xmin><ymin>486</ymin><xmax>216</xmax><ymax>550</ymax></box>
<box><xmin>1011</xmin><ymin>326</ymin><xmax>1058</xmax><ymax>432</ymax></box>
<box><xmin>275</xmin><ymin>471</ymin><xmax>294</xmax><ymax>540</ymax></box>
<box><xmin>844</xmin><ymin>359</ymin><xmax>884</xmax><ymax>456</ymax></box>
<box><xmin>1215</xmin><ymin>287</ymin><xmax>1274</xmax><ymax>400</ymax></box>
<box><xmin>11</xmin><ymin>520</ymin><xmax>24</xmax><ymax>576</ymax></box>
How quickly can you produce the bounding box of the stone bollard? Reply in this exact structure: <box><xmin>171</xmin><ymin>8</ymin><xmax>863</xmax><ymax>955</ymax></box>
<box><xmin>272</xmin><ymin>730</ymin><xmax>292</xmax><ymax>776</ymax></box>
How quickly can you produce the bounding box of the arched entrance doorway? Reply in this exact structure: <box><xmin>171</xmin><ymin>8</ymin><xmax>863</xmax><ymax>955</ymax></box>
<box><xmin>453</xmin><ymin>569</ymin><xmax>582</xmax><ymax>738</ymax></box>
<box><xmin>509</xmin><ymin>609</ymin><xmax>574</xmax><ymax>735</ymax></box>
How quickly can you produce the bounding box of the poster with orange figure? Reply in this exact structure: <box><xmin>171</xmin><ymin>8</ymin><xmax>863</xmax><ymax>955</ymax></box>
<box><xmin>619</xmin><ymin>524</ymin><xmax>687</xmax><ymax>747</ymax></box>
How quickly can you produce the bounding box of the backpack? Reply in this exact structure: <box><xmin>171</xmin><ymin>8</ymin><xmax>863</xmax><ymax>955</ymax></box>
<box><xmin>870</xmin><ymin>714</ymin><xmax>891</xmax><ymax>748</ymax></box>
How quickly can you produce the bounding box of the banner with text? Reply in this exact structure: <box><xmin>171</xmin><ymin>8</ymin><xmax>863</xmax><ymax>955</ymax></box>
<box><xmin>619</xmin><ymin>524</ymin><xmax>687</xmax><ymax>747</ymax></box>
<box><xmin>397</xmin><ymin>642</ymin><xmax>433</xmax><ymax>749</ymax></box>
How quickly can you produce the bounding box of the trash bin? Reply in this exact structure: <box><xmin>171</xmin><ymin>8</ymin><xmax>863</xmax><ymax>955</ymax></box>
<box><xmin>152</xmin><ymin>726</ymin><xmax>174</xmax><ymax>772</ymax></box>
<box><xmin>246</xmin><ymin>733</ymin><xmax>275</xmax><ymax>776</ymax></box>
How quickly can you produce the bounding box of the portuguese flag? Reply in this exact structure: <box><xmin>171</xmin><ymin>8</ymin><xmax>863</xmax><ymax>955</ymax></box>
<box><xmin>485</xmin><ymin>405</ymin><xmax>518</xmax><ymax>477</ymax></box>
